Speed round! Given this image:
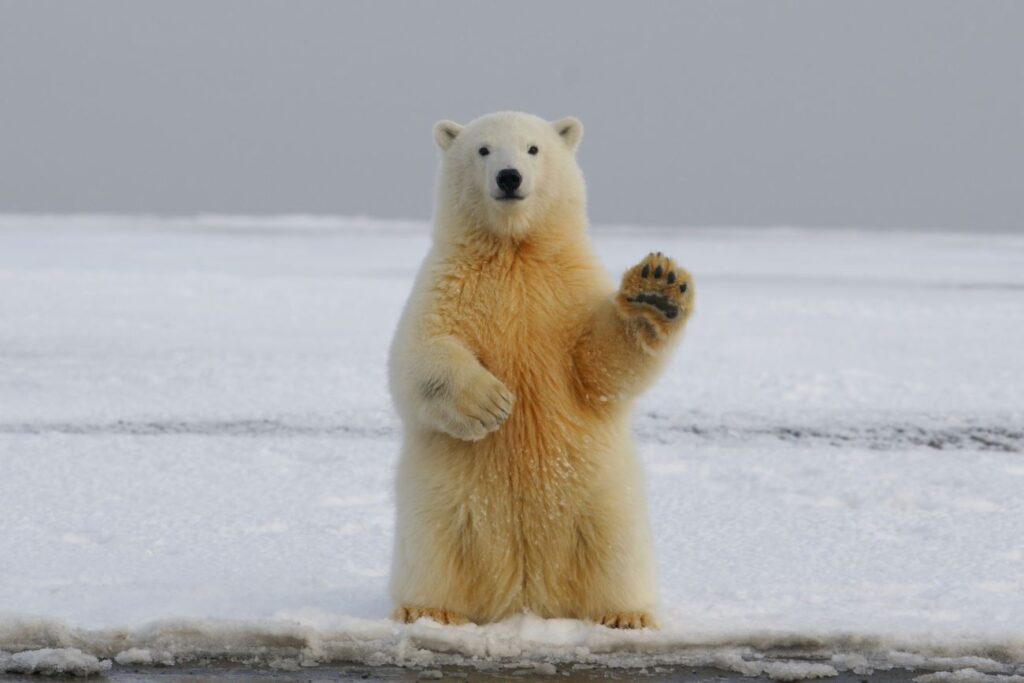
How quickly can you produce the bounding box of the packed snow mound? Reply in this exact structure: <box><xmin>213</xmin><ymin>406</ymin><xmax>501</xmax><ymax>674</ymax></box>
<box><xmin>2</xmin><ymin>614</ymin><xmax>1024</xmax><ymax>679</ymax></box>
<box><xmin>915</xmin><ymin>670</ymin><xmax>1024</xmax><ymax>683</ymax></box>
<box><xmin>0</xmin><ymin>647</ymin><xmax>111</xmax><ymax>677</ymax></box>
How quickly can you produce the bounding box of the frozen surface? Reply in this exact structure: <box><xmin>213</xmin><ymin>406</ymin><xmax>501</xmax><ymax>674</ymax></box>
<box><xmin>1</xmin><ymin>215</ymin><xmax>1023</xmax><ymax>677</ymax></box>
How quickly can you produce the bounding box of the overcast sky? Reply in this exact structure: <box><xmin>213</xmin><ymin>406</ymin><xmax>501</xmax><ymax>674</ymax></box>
<box><xmin>1</xmin><ymin>1</ymin><xmax>1021</xmax><ymax>231</ymax></box>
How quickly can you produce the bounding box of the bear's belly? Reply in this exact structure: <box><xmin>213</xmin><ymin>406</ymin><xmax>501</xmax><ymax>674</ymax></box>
<box><xmin>453</xmin><ymin>308</ymin><xmax>610</xmax><ymax>504</ymax></box>
<box><xmin>434</xmin><ymin>419</ymin><xmax>623</xmax><ymax>620</ymax></box>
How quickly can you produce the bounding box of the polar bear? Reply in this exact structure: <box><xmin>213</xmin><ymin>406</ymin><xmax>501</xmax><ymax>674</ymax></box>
<box><xmin>388</xmin><ymin>111</ymin><xmax>694</xmax><ymax>629</ymax></box>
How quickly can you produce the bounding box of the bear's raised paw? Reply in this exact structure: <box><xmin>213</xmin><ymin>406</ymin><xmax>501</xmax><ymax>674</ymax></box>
<box><xmin>617</xmin><ymin>252</ymin><xmax>694</xmax><ymax>330</ymax></box>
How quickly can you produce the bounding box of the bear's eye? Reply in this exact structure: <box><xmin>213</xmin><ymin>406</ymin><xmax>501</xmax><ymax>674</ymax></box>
<box><xmin>528</xmin><ymin>145</ymin><xmax>539</xmax><ymax>155</ymax></box>
<box><xmin>478</xmin><ymin>146</ymin><xmax>490</xmax><ymax>157</ymax></box>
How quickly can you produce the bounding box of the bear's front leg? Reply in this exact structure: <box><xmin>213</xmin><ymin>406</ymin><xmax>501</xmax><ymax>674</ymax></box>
<box><xmin>404</xmin><ymin>336</ymin><xmax>515</xmax><ymax>441</ymax></box>
<box><xmin>572</xmin><ymin>253</ymin><xmax>694</xmax><ymax>405</ymax></box>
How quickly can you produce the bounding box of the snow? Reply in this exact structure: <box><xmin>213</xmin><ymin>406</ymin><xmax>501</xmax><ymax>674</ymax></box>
<box><xmin>915</xmin><ymin>671</ymin><xmax>1024</xmax><ymax>683</ymax></box>
<box><xmin>0</xmin><ymin>647</ymin><xmax>111</xmax><ymax>677</ymax></box>
<box><xmin>1</xmin><ymin>215</ymin><xmax>1023</xmax><ymax>677</ymax></box>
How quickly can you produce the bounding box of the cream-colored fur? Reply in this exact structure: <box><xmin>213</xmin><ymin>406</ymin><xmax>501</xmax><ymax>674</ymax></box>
<box><xmin>388</xmin><ymin>111</ymin><xmax>694</xmax><ymax>628</ymax></box>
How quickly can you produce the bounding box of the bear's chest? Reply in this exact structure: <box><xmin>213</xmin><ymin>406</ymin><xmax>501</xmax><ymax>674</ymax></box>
<box><xmin>435</xmin><ymin>257</ymin><xmax>583</xmax><ymax>395</ymax></box>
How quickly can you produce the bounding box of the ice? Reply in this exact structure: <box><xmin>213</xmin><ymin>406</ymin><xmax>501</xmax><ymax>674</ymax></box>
<box><xmin>750</xmin><ymin>661</ymin><xmax>840</xmax><ymax>681</ymax></box>
<box><xmin>0</xmin><ymin>215</ymin><xmax>1022</xmax><ymax>675</ymax></box>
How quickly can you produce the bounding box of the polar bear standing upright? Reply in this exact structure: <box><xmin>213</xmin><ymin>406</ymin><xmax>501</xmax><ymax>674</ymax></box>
<box><xmin>388</xmin><ymin>111</ymin><xmax>694</xmax><ymax>628</ymax></box>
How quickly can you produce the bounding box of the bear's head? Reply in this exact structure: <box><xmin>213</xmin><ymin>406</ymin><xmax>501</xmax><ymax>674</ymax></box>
<box><xmin>433</xmin><ymin>111</ymin><xmax>585</xmax><ymax>239</ymax></box>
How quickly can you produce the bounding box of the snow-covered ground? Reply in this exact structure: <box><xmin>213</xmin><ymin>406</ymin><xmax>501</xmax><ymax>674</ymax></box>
<box><xmin>1</xmin><ymin>215</ymin><xmax>1023</xmax><ymax>679</ymax></box>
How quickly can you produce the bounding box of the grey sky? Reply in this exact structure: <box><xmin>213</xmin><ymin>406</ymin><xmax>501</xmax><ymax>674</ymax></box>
<box><xmin>1</xmin><ymin>1</ymin><xmax>1021</xmax><ymax>231</ymax></box>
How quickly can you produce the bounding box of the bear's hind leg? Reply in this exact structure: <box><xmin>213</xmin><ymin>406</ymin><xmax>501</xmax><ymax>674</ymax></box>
<box><xmin>569</xmin><ymin>462</ymin><xmax>659</xmax><ymax>629</ymax></box>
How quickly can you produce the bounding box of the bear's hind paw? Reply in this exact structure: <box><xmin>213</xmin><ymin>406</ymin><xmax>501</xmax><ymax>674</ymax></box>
<box><xmin>395</xmin><ymin>606</ymin><xmax>469</xmax><ymax>626</ymax></box>
<box><xmin>598</xmin><ymin>611</ymin><xmax>656</xmax><ymax>629</ymax></box>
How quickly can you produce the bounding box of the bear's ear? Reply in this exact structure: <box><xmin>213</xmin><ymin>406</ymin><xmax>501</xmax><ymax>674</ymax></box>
<box><xmin>433</xmin><ymin>120</ymin><xmax>464</xmax><ymax>151</ymax></box>
<box><xmin>552</xmin><ymin>116</ymin><xmax>583</xmax><ymax>151</ymax></box>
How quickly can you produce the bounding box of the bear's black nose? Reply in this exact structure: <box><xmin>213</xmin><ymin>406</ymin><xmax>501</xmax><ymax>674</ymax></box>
<box><xmin>496</xmin><ymin>168</ymin><xmax>522</xmax><ymax>194</ymax></box>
